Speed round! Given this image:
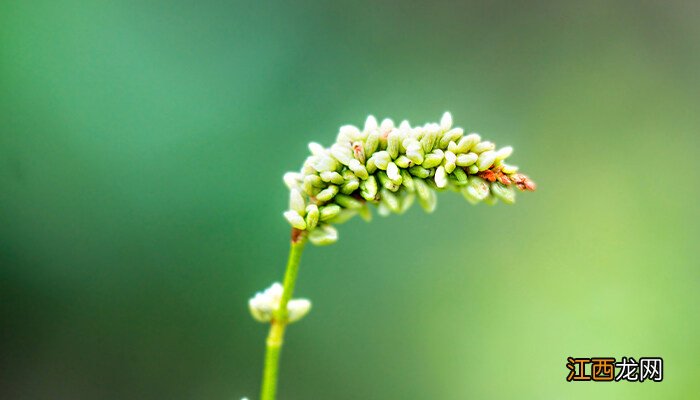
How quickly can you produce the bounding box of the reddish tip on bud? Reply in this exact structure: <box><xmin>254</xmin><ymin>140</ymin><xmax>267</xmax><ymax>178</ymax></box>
<box><xmin>478</xmin><ymin>169</ymin><xmax>497</xmax><ymax>182</ymax></box>
<box><xmin>512</xmin><ymin>174</ymin><xmax>536</xmax><ymax>191</ymax></box>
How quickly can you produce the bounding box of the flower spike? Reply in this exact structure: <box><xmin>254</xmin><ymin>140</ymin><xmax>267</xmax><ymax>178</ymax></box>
<box><xmin>283</xmin><ymin>112</ymin><xmax>535</xmax><ymax>245</ymax></box>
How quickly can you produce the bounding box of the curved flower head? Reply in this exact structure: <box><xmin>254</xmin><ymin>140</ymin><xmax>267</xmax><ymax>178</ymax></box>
<box><xmin>283</xmin><ymin>112</ymin><xmax>535</xmax><ymax>245</ymax></box>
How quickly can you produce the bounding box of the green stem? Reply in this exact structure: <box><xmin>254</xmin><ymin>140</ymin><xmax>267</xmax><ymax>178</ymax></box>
<box><xmin>260</xmin><ymin>236</ymin><xmax>306</xmax><ymax>400</ymax></box>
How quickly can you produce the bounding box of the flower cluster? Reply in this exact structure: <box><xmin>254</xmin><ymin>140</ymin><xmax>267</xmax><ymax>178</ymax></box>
<box><xmin>249</xmin><ymin>282</ymin><xmax>311</xmax><ymax>324</ymax></box>
<box><xmin>283</xmin><ymin>112</ymin><xmax>535</xmax><ymax>245</ymax></box>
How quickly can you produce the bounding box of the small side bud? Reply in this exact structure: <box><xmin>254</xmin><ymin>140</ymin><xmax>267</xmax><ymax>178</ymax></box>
<box><xmin>287</xmin><ymin>299</ymin><xmax>312</xmax><ymax>323</ymax></box>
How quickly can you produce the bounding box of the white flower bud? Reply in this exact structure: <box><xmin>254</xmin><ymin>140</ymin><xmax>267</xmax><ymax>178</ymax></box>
<box><xmin>495</xmin><ymin>146</ymin><xmax>513</xmax><ymax>160</ymax></box>
<box><xmin>445</xmin><ymin>150</ymin><xmax>457</xmax><ymax>174</ymax></box>
<box><xmin>434</xmin><ymin>166</ymin><xmax>448</xmax><ymax>188</ymax></box>
<box><xmin>377</xmin><ymin>171</ymin><xmax>400</xmax><ymax>191</ymax></box>
<box><xmin>316</xmin><ymin>185</ymin><xmax>339</xmax><ymax>202</ymax></box>
<box><xmin>308</xmin><ymin>224</ymin><xmax>338</xmax><ymax>245</ymax></box>
<box><xmin>414</xmin><ymin>178</ymin><xmax>431</xmax><ymax>202</ymax></box>
<box><xmin>477</xmin><ymin>151</ymin><xmax>497</xmax><ymax>171</ymax></box>
<box><xmin>364</xmin><ymin>131</ymin><xmax>380</xmax><ymax>157</ymax></box>
<box><xmin>444</xmin><ymin>160</ymin><xmax>456</xmax><ymax>174</ymax></box>
<box><xmin>452</xmin><ymin>167</ymin><xmax>468</xmax><ymax>185</ymax></box>
<box><xmin>319</xmin><ymin>204</ymin><xmax>341</xmax><ymax>221</ymax></box>
<box><xmin>284</xmin><ymin>210</ymin><xmax>307</xmax><ymax>230</ymax></box>
<box><xmin>371</xmin><ymin>151</ymin><xmax>391</xmax><ymax>170</ymax></box>
<box><xmin>339</xmin><ymin>125</ymin><xmax>361</xmax><ymax>142</ymax></box>
<box><xmin>308</xmin><ymin>142</ymin><xmax>326</xmax><ymax>156</ymax></box>
<box><xmin>287</xmin><ymin>299</ymin><xmax>312</xmax><ymax>322</ymax></box>
<box><xmin>305</xmin><ymin>204</ymin><xmax>319</xmax><ymax>229</ymax></box>
<box><xmin>420</xmin><ymin>129</ymin><xmax>437</xmax><ymax>153</ymax></box>
<box><xmin>348</xmin><ymin>159</ymin><xmax>369</xmax><ymax>180</ymax></box>
<box><xmin>364</xmin><ymin>115</ymin><xmax>378</xmax><ymax>132</ymax></box>
<box><xmin>365</xmin><ymin>157</ymin><xmax>377</xmax><ymax>174</ymax></box>
<box><xmin>334</xmin><ymin>194</ymin><xmax>364</xmax><ymax>209</ymax></box>
<box><xmin>394</xmin><ymin>155</ymin><xmax>412</xmax><ymax>168</ymax></box>
<box><xmin>501</xmin><ymin>163</ymin><xmax>519</xmax><ymax>174</ymax></box>
<box><xmin>387</xmin><ymin>130</ymin><xmax>401</xmax><ymax>159</ymax></box>
<box><xmin>309</xmin><ymin>154</ymin><xmax>338</xmax><ymax>172</ymax></box>
<box><xmin>406</xmin><ymin>143</ymin><xmax>424</xmax><ymax>165</ymax></box>
<box><xmin>422</xmin><ymin>149</ymin><xmax>444</xmax><ymax>169</ymax></box>
<box><xmin>360</xmin><ymin>175</ymin><xmax>378</xmax><ymax>200</ymax></box>
<box><xmin>387</xmin><ymin>162</ymin><xmax>401</xmax><ymax>182</ymax></box>
<box><xmin>456</xmin><ymin>152</ymin><xmax>478</xmax><ymax>166</ymax></box>
<box><xmin>340</xmin><ymin>177</ymin><xmax>359</xmax><ymax>194</ymax></box>
<box><xmin>380</xmin><ymin>118</ymin><xmax>395</xmax><ymax>133</ymax></box>
<box><xmin>417</xmin><ymin>185</ymin><xmax>437</xmax><ymax>213</ymax></box>
<box><xmin>438</xmin><ymin>128</ymin><xmax>463</xmax><ymax>148</ymax></box>
<box><xmin>320</xmin><ymin>171</ymin><xmax>344</xmax><ymax>185</ymax></box>
<box><xmin>440</xmin><ymin>111</ymin><xmax>453</xmax><ymax>131</ymax></box>
<box><xmin>491</xmin><ymin>182</ymin><xmax>515</xmax><ymax>204</ymax></box>
<box><xmin>330</xmin><ymin>143</ymin><xmax>353</xmax><ymax>166</ymax></box>
<box><xmin>408</xmin><ymin>165</ymin><xmax>430</xmax><ymax>178</ymax></box>
<box><xmin>399</xmin><ymin>192</ymin><xmax>415</xmax><ymax>214</ymax></box>
<box><xmin>444</xmin><ymin>151</ymin><xmax>457</xmax><ymax>164</ymax></box>
<box><xmin>283</xmin><ymin>172</ymin><xmax>301</xmax><ymax>189</ymax></box>
<box><xmin>289</xmin><ymin>188</ymin><xmax>306</xmax><ymax>214</ymax></box>
<box><xmin>304</xmin><ymin>174</ymin><xmax>323</xmax><ymax>188</ymax></box>
<box><xmin>473</xmin><ymin>141</ymin><xmax>495</xmax><ymax>153</ymax></box>
<box><xmin>380</xmin><ymin>188</ymin><xmax>401</xmax><ymax>213</ymax></box>
<box><xmin>456</xmin><ymin>134</ymin><xmax>480</xmax><ymax>153</ymax></box>
<box><xmin>249</xmin><ymin>282</ymin><xmax>311</xmax><ymax>323</ymax></box>
<box><xmin>447</xmin><ymin>141</ymin><xmax>458</xmax><ymax>153</ymax></box>
<box><xmin>463</xmin><ymin>176</ymin><xmax>490</xmax><ymax>203</ymax></box>
<box><xmin>352</xmin><ymin>141</ymin><xmax>366</xmax><ymax>164</ymax></box>
<box><xmin>400</xmin><ymin>169</ymin><xmax>415</xmax><ymax>192</ymax></box>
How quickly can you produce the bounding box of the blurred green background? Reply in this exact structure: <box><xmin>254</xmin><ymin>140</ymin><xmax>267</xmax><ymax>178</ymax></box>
<box><xmin>1</xmin><ymin>0</ymin><xmax>698</xmax><ymax>399</ymax></box>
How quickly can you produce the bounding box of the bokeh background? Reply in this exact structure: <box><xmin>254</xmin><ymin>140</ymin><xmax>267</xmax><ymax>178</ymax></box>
<box><xmin>2</xmin><ymin>1</ymin><xmax>698</xmax><ymax>399</ymax></box>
